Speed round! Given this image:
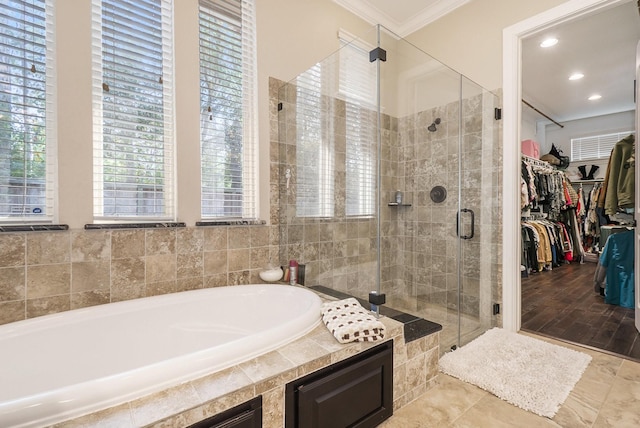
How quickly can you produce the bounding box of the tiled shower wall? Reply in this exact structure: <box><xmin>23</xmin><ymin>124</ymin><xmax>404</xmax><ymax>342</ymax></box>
<box><xmin>272</xmin><ymin>76</ymin><xmax>502</xmax><ymax>321</ymax></box>
<box><xmin>397</xmin><ymin>93</ymin><xmax>502</xmax><ymax>320</ymax></box>
<box><xmin>272</xmin><ymin>77</ymin><xmax>395</xmax><ymax>297</ymax></box>
<box><xmin>0</xmin><ymin>226</ymin><xmax>279</xmax><ymax>325</ymax></box>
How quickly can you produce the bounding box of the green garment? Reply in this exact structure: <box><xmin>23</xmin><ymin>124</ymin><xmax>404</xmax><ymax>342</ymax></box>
<box><xmin>604</xmin><ymin>135</ymin><xmax>635</xmax><ymax>216</ymax></box>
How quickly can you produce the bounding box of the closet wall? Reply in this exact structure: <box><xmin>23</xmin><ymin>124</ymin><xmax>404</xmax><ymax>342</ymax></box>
<box><xmin>545</xmin><ymin>110</ymin><xmax>635</xmax><ymax>181</ymax></box>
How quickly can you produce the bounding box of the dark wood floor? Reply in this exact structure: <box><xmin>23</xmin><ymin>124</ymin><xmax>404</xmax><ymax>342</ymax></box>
<box><xmin>521</xmin><ymin>261</ymin><xmax>640</xmax><ymax>361</ymax></box>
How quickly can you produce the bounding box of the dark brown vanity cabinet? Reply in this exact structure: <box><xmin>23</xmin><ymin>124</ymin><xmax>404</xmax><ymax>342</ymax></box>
<box><xmin>285</xmin><ymin>341</ymin><xmax>393</xmax><ymax>428</ymax></box>
<box><xmin>188</xmin><ymin>396</ymin><xmax>262</xmax><ymax>428</ymax></box>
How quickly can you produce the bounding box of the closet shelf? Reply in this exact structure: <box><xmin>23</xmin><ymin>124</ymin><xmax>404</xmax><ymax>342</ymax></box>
<box><xmin>573</xmin><ymin>179</ymin><xmax>604</xmax><ymax>184</ymax></box>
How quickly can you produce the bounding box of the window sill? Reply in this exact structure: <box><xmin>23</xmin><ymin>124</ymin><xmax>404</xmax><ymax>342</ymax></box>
<box><xmin>84</xmin><ymin>222</ymin><xmax>186</xmax><ymax>230</ymax></box>
<box><xmin>0</xmin><ymin>224</ymin><xmax>69</xmax><ymax>232</ymax></box>
<box><xmin>196</xmin><ymin>219</ymin><xmax>266</xmax><ymax>227</ymax></box>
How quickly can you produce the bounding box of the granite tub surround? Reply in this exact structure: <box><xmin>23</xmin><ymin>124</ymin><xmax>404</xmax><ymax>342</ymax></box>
<box><xmin>51</xmin><ymin>295</ymin><xmax>441</xmax><ymax>428</ymax></box>
<box><xmin>0</xmin><ymin>225</ymin><xmax>280</xmax><ymax>325</ymax></box>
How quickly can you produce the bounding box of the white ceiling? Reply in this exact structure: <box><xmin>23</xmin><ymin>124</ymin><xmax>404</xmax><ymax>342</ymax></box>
<box><xmin>522</xmin><ymin>1</ymin><xmax>640</xmax><ymax>124</ymax></box>
<box><xmin>335</xmin><ymin>0</ymin><xmax>640</xmax><ymax>126</ymax></box>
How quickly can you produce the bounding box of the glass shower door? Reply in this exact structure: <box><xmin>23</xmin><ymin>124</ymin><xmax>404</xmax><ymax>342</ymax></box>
<box><xmin>454</xmin><ymin>77</ymin><xmax>501</xmax><ymax>348</ymax></box>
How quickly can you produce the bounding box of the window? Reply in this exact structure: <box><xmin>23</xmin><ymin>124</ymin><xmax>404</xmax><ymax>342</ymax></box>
<box><xmin>92</xmin><ymin>0</ymin><xmax>174</xmax><ymax>221</ymax></box>
<box><xmin>295</xmin><ymin>64</ymin><xmax>335</xmax><ymax>218</ymax></box>
<box><xmin>339</xmin><ymin>32</ymin><xmax>376</xmax><ymax>217</ymax></box>
<box><xmin>0</xmin><ymin>0</ymin><xmax>55</xmax><ymax>221</ymax></box>
<box><xmin>199</xmin><ymin>0</ymin><xmax>257</xmax><ymax>219</ymax></box>
<box><xmin>571</xmin><ymin>131</ymin><xmax>634</xmax><ymax>162</ymax></box>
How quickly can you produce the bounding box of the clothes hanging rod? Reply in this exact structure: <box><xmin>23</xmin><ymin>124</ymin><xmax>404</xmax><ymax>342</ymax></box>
<box><xmin>522</xmin><ymin>154</ymin><xmax>557</xmax><ymax>171</ymax></box>
<box><xmin>522</xmin><ymin>99</ymin><xmax>564</xmax><ymax>128</ymax></box>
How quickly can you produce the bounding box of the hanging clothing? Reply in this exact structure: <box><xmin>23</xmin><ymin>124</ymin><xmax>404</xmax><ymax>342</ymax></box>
<box><xmin>599</xmin><ymin>230</ymin><xmax>635</xmax><ymax>308</ymax></box>
<box><xmin>604</xmin><ymin>134</ymin><xmax>635</xmax><ymax>216</ymax></box>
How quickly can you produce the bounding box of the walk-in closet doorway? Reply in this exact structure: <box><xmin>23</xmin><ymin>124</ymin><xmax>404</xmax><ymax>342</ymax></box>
<box><xmin>504</xmin><ymin>0</ymin><xmax>640</xmax><ymax>360</ymax></box>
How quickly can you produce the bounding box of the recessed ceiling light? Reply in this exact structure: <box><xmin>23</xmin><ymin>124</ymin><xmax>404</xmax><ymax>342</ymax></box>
<box><xmin>588</xmin><ymin>94</ymin><xmax>602</xmax><ymax>101</ymax></box>
<box><xmin>540</xmin><ymin>38</ymin><xmax>558</xmax><ymax>48</ymax></box>
<box><xmin>568</xmin><ymin>73</ymin><xmax>584</xmax><ymax>80</ymax></box>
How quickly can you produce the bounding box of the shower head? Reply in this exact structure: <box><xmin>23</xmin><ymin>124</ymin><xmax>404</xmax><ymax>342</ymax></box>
<box><xmin>428</xmin><ymin>117</ymin><xmax>441</xmax><ymax>132</ymax></box>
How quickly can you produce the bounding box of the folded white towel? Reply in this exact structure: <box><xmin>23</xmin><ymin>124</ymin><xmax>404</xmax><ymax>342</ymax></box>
<box><xmin>320</xmin><ymin>298</ymin><xmax>385</xmax><ymax>344</ymax></box>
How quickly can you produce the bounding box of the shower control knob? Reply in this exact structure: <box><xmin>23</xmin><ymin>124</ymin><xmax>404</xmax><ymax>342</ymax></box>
<box><xmin>430</xmin><ymin>186</ymin><xmax>447</xmax><ymax>203</ymax></box>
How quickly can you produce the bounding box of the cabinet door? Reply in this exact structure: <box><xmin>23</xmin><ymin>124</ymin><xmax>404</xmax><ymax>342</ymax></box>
<box><xmin>189</xmin><ymin>396</ymin><xmax>262</xmax><ymax>428</ymax></box>
<box><xmin>287</xmin><ymin>341</ymin><xmax>393</xmax><ymax>428</ymax></box>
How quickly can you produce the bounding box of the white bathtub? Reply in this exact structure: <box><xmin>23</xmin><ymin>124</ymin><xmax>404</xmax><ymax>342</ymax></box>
<box><xmin>0</xmin><ymin>284</ymin><xmax>322</xmax><ymax>428</ymax></box>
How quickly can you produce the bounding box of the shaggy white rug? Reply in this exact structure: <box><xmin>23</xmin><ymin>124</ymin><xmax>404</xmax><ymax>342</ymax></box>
<box><xmin>438</xmin><ymin>328</ymin><xmax>592</xmax><ymax>418</ymax></box>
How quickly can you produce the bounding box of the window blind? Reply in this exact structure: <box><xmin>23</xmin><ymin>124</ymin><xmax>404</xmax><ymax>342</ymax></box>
<box><xmin>339</xmin><ymin>33</ymin><xmax>376</xmax><ymax>217</ymax></box>
<box><xmin>295</xmin><ymin>64</ymin><xmax>335</xmax><ymax>218</ymax></box>
<box><xmin>344</xmin><ymin>104</ymin><xmax>376</xmax><ymax>217</ymax></box>
<box><xmin>199</xmin><ymin>0</ymin><xmax>257</xmax><ymax>219</ymax></box>
<box><xmin>571</xmin><ymin>131</ymin><xmax>634</xmax><ymax>162</ymax></box>
<box><xmin>91</xmin><ymin>0</ymin><xmax>174</xmax><ymax>221</ymax></box>
<box><xmin>0</xmin><ymin>0</ymin><xmax>55</xmax><ymax>221</ymax></box>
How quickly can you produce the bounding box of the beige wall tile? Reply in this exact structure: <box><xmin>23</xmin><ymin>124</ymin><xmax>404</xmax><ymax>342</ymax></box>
<box><xmin>204</xmin><ymin>250</ymin><xmax>227</xmax><ymax>275</ymax></box>
<box><xmin>204</xmin><ymin>227</ymin><xmax>228</xmax><ymax>251</ymax></box>
<box><xmin>27</xmin><ymin>264</ymin><xmax>71</xmax><ymax>298</ymax></box>
<box><xmin>0</xmin><ymin>300</ymin><xmax>25</xmax><ymax>325</ymax></box>
<box><xmin>111</xmin><ymin>230</ymin><xmax>145</xmax><ymax>259</ymax></box>
<box><xmin>204</xmin><ymin>274</ymin><xmax>228</xmax><ymax>288</ymax></box>
<box><xmin>147</xmin><ymin>254</ymin><xmax>177</xmax><ymax>283</ymax></box>
<box><xmin>71</xmin><ymin>289</ymin><xmax>110</xmax><ymax>310</ymax></box>
<box><xmin>71</xmin><ymin>230</ymin><xmax>110</xmax><ymax>262</ymax></box>
<box><xmin>177</xmin><ymin>253</ymin><xmax>203</xmax><ymax>279</ymax></box>
<box><xmin>177</xmin><ymin>228</ymin><xmax>204</xmax><ymax>254</ymax></box>
<box><xmin>111</xmin><ymin>257</ymin><xmax>145</xmax><ymax>291</ymax></box>
<box><xmin>111</xmin><ymin>283</ymin><xmax>146</xmax><ymax>302</ymax></box>
<box><xmin>72</xmin><ymin>261</ymin><xmax>110</xmax><ymax>293</ymax></box>
<box><xmin>146</xmin><ymin>229</ymin><xmax>176</xmax><ymax>255</ymax></box>
<box><xmin>147</xmin><ymin>280</ymin><xmax>177</xmax><ymax>296</ymax></box>
<box><xmin>27</xmin><ymin>232</ymin><xmax>70</xmax><ymax>265</ymax></box>
<box><xmin>228</xmin><ymin>227</ymin><xmax>251</xmax><ymax>249</ymax></box>
<box><xmin>228</xmin><ymin>248</ymin><xmax>251</xmax><ymax>272</ymax></box>
<box><xmin>176</xmin><ymin>277</ymin><xmax>203</xmax><ymax>292</ymax></box>
<box><xmin>250</xmin><ymin>226</ymin><xmax>270</xmax><ymax>247</ymax></box>
<box><xmin>0</xmin><ymin>234</ymin><xmax>25</xmax><ymax>267</ymax></box>
<box><xmin>250</xmin><ymin>247</ymin><xmax>269</xmax><ymax>270</ymax></box>
<box><xmin>228</xmin><ymin>270</ymin><xmax>250</xmax><ymax>285</ymax></box>
<box><xmin>26</xmin><ymin>295</ymin><xmax>70</xmax><ymax>318</ymax></box>
<box><xmin>0</xmin><ymin>266</ymin><xmax>25</xmax><ymax>301</ymax></box>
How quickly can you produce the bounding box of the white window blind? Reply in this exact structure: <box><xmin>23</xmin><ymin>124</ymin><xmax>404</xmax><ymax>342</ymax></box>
<box><xmin>339</xmin><ymin>32</ymin><xmax>376</xmax><ymax>217</ymax></box>
<box><xmin>0</xmin><ymin>0</ymin><xmax>56</xmax><ymax>221</ymax></box>
<box><xmin>571</xmin><ymin>131</ymin><xmax>634</xmax><ymax>162</ymax></box>
<box><xmin>338</xmin><ymin>31</ymin><xmax>376</xmax><ymax>107</ymax></box>
<box><xmin>91</xmin><ymin>0</ymin><xmax>174</xmax><ymax>221</ymax></box>
<box><xmin>296</xmin><ymin>64</ymin><xmax>335</xmax><ymax>218</ymax></box>
<box><xmin>199</xmin><ymin>0</ymin><xmax>257</xmax><ymax>219</ymax></box>
<box><xmin>344</xmin><ymin>104</ymin><xmax>376</xmax><ymax>217</ymax></box>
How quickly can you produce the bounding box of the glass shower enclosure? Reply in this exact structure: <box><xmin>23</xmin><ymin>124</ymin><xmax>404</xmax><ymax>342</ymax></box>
<box><xmin>276</xmin><ymin>25</ymin><xmax>501</xmax><ymax>351</ymax></box>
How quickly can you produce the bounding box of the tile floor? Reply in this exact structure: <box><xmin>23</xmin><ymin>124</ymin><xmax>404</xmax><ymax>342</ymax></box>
<box><xmin>379</xmin><ymin>332</ymin><xmax>640</xmax><ymax>427</ymax></box>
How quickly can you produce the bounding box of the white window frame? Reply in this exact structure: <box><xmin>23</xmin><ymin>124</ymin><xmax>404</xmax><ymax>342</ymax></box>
<box><xmin>571</xmin><ymin>131</ymin><xmax>635</xmax><ymax>162</ymax></box>
<box><xmin>0</xmin><ymin>0</ymin><xmax>57</xmax><ymax>223</ymax></box>
<box><xmin>91</xmin><ymin>0</ymin><xmax>175</xmax><ymax>222</ymax></box>
<box><xmin>199</xmin><ymin>0</ymin><xmax>258</xmax><ymax>220</ymax></box>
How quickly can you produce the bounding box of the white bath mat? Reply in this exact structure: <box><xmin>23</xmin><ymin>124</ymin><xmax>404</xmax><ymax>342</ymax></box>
<box><xmin>438</xmin><ymin>328</ymin><xmax>591</xmax><ymax>418</ymax></box>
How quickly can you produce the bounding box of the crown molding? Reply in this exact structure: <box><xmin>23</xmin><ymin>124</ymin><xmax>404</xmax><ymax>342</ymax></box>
<box><xmin>333</xmin><ymin>0</ymin><xmax>470</xmax><ymax>37</ymax></box>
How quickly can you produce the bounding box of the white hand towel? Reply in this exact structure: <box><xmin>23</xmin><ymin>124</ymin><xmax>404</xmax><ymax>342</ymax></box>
<box><xmin>321</xmin><ymin>298</ymin><xmax>385</xmax><ymax>344</ymax></box>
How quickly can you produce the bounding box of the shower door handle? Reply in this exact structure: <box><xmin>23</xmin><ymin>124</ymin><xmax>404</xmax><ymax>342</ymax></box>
<box><xmin>456</xmin><ymin>208</ymin><xmax>475</xmax><ymax>240</ymax></box>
